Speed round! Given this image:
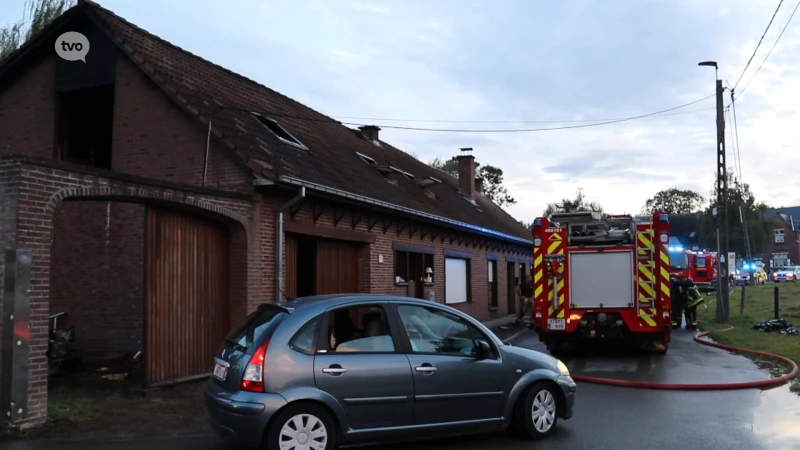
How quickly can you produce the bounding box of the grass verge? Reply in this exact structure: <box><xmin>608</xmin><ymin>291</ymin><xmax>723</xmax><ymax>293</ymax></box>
<box><xmin>697</xmin><ymin>282</ymin><xmax>800</xmax><ymax>394</ymax></box>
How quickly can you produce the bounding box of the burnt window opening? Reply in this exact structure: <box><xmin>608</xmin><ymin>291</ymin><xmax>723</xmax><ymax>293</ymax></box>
<box><xmin>354</xmin><ymin>151</ymin><xmax>377</xmax><ymax>166</ymax></box>
<box><xmin>57</xmin><ymin>85</ymin><xmax>115</xmax><ymax>169</ymax></box>
<box><xmin>252</xmin><ymin>113</ymin><xmax>308</xmax><ymax>151</ymax></box>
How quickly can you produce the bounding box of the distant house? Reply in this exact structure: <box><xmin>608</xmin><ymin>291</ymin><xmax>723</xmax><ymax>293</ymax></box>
<box><xmin>763</xmin><ymin>206</ymin><xmax>800</xmax><ymax>268</ymax></box>
<box><xmin>0</xmin><ymin>0</ymin><xmax>532</xmax><ymax>427</ymax></box>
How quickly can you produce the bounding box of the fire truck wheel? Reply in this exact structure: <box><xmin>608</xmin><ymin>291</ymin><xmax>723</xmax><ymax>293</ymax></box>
<box><xmin>511</xmin><ymin>381</ymin><xmax>559</xmax><ymax>440</ymax></box>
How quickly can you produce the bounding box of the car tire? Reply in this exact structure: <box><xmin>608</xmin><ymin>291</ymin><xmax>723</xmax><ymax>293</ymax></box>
<box><xmin>512</xmin><ymin>381</ymin><xmax>559</xmax><ymax>440</ymax></box>
<box><xmin>264</xmin><ymin>403</ymin><xmax>337</xmax><ymax>450</ymax></box>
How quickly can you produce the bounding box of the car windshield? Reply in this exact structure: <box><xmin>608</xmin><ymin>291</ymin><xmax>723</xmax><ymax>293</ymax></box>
<box><xmin>225</xmin><ymin>305</ymin><xmax>288</xmax><ymax>351</ymax></box>
<box><xmin>670</xmin><ymin>252</ymin><xmax>689</xmax><ymax>270</ymax></box>
<box><xmin>782</xmin><ymin>266</ymin><xmax>798</xmax><ymax>272</ymax></box>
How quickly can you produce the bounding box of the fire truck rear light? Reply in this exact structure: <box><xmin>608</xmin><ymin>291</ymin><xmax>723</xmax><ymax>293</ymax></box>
<box><xmin>534</xmin><ymin>237</ymin><xmax>542</xmax><ymax>247</ymax></box>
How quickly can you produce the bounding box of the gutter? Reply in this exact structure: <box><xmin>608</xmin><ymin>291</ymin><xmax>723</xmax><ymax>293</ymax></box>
<box><xmin>277</xmin><ymin>175</ymin><xmax>533</xmax><ymax>246</ymax></box>
<box><xmin>276</xmin><ymin>187</ymin><xmax>306</xmax><ymax>302</ymax></box>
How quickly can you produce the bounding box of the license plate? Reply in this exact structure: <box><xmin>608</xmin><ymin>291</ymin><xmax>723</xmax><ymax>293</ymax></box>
<box><xmin>547</xmin><ymin>319</ymin><xmax>566</xmax><ymax>330</ymax></box>
<box><xmin>213</xmin><ymin>363</ymin><xmax>228</xmax><ymax>381</ymax></box>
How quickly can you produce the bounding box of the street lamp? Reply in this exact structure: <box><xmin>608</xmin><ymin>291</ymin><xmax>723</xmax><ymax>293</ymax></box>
<box><xmin>699</xmin><ymin>60</ymin><xmax>730</xmax><ymax>322</ymax></box>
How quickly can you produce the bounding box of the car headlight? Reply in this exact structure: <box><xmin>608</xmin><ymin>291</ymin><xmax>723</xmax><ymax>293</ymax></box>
<box><xmin>557</xmin><ymin>359</ymin><xmax>570</xmax><ymax>377</ymax></box>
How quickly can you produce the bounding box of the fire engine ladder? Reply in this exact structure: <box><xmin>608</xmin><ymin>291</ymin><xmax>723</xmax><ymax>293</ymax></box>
<box><xmin>635</xmin><ymin>227</ymin><xmax>657</xmax><ymax>316</ymax></box>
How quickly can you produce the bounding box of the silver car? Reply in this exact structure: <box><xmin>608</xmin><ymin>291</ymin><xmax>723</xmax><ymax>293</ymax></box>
<box><xmin>205</xmin><ymin>294</ymin><xmax>576</xmax><ymax>449</ymax></box>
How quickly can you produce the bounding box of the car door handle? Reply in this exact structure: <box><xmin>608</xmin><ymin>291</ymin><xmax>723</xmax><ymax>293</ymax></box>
<box><xmin>322</xmin><ymin>367</ymin><xmax>347</xmax><ymax>375</ymax></box>
<box><xmin>415</xmin><ymin>365</ymin><xmax>437</xmax><ymax>373</ymax></box>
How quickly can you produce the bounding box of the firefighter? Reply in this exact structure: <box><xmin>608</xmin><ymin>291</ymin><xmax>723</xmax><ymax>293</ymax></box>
<box><xmin>684</xmin><ymin>283</ymin><xmax>705</xmax><ymax>331</ymax></box>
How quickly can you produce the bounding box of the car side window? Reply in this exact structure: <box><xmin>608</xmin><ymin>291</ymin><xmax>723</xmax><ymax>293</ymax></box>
<box><xmin>289</xmin><ymin>316</ymin><xmax>321</xmax><ymax>355</ymax></box>
<box><xmin>397</xmin><ymin>304</ymin><xmax>489</xmax><ymax>357</ymax></box>
<box><xmin>324</xmin><ymin>304</ymin><xmax>396</xmax><ymax>353</ymax></box>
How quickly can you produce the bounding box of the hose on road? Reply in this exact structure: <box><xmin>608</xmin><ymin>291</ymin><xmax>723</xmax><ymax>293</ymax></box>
<box><xmin>570</xmin><ymin>325</ymin><xmax>799</xmax><ymax>391</ymax></box>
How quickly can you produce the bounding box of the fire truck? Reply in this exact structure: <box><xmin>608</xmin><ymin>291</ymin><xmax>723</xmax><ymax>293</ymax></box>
<box><xmin>530</xmin><ymin>211</ymin><xmax>673</xmax><ymax>354</ymax></box>
<box><xmin>667</xmin><ymin>246</ymin><xmax>716</xmax><ymax>292</ymax></box>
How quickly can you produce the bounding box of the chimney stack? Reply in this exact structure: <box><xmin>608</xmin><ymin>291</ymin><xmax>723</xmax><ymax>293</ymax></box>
<box><xmin>474</xmin><ymin>177</ymin><xmax>484</xmax><ymax>195</ymax></box>
<box><xmin>457</xmin><ymin>147</ymin><xmax>477</xmax><ymax>200</ymax></box>
<box><xmin>359</xmin><ymin>125</ymin><xmax>381</xmax><ymax>142</ymax></box>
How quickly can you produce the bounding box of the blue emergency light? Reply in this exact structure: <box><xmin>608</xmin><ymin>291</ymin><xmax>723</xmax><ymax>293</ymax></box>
<box><xmin>533</xmin><ymin>218</ymin><xmax>543</xmax><ymax>227</ymax></box>
<box><xmin>658</xmin><ymin>214</ymin><xmax>669</xmax><ymax>222</ymax></box>
<box><xmin>668</xmin><ymin>246</ymin><xmax>684</xmax><ymax>252</ymax></box>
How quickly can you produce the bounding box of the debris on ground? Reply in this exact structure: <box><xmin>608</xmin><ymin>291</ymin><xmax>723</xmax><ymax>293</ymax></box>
<box><xmin>752</xmin><ymin>318</ymin><xmax>798</xmax><ymax>335</ymax></box>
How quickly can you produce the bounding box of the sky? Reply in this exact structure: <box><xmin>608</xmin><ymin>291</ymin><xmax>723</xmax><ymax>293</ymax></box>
<box><xmin>3</xmin><ymin>0</ymin><xmax>799</xmax><ymax>222</ymax></box>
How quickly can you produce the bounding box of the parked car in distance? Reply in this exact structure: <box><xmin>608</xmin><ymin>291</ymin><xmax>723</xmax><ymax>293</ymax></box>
<box><xmin>205</xmin><ymin>294</ymin><xmax>576</xmax><ymax>449</ymax></box>
<box><xmin>773</xmin><ymin>266</ymin><xmax>800</xmax><ymax>282</ymax></box>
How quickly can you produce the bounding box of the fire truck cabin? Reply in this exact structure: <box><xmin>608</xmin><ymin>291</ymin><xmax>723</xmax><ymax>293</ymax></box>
<box><xmin>531</xmin><ymin>211</ymin><xmax>672</xmax><ymax>353</ymax></box>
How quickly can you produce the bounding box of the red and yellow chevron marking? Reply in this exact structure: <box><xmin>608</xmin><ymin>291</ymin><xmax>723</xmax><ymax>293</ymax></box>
<box><xmin>546</xmin><ymin>235</ymin><xmax>566</xmax><ymax>318</ymax></box>
<box><xmin>659</xmin><ymin>240</ymin><xmax>672</xmax><ymax>316</ymax></box>
<box><xmin>533</xmin><ymin>245</ymin><xmax>543</xmax><ymax>301</ymax></box>
<box><xmin>636</xmin><ymin>228</ymin><xmax>658</xmax><ymax>327</ymax></box>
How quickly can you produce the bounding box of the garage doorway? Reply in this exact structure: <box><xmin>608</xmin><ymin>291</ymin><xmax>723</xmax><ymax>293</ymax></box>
<box><xmin>507</xmin><ymin>262</ymin><xmax>516</xmax><ymax>315</ymax></box>
<box><xmin>145</xmin><ymin>206</ymin><xmax>230</xmax><ymax>387</ymax></box>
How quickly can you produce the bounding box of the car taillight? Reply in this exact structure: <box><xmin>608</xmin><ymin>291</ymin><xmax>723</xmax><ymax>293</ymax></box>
<box><xmin>241</xmin><ymin>340</ymin><xmax>269</xmax><ymax>392</ymax></box>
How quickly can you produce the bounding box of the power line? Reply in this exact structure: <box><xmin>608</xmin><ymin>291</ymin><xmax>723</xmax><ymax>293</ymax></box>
<box><xmin>332</xmin><ymin>106</ymin><xmax>713</xmax><ymax>124</ymax></box>
<box><xmin>337</xmin><ymin>94</ymin><xmax>715</xmax><ymax>133</ymax></box>
<box><xmin>732</xmin><ymin>0</ymin><xmax>785</xmax><ymax>91</ymax></box>
<box><xmin>736</xmin><ymin>0</ymin><xmax>800</xmax><ymax>100</ymax></box>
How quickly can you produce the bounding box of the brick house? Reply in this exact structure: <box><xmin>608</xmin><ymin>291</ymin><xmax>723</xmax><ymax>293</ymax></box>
<box><xmin>0</xmin><ymin>1</ymin><xmax>532</xmax><ymax>427</ymax></box>
<box><xmin>763</xmin><ymin>206</ymin><xmax>800</xmax><ymax>269</ymax></box>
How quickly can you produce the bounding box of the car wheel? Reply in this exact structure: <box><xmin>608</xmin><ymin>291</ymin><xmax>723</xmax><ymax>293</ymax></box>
<box><xmin>264</xmin><ymin>403</ymin><xmax>336</xmax><ymax>450</ymax></box>
<box><xmin>513</xmin><ymin>381</ymin><xmax>559</xmax><ymax>440</ymax></box>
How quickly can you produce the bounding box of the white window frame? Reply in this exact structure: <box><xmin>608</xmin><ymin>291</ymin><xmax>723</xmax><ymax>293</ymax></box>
<box><xmin>774</xmin><ymin>228</ymin><xmax>785</xmax><ymax>244</ymax></box>
<box><xmin>444</xmin><ymin>257</ymin><xmax>470</xmax><ymax>304</ymax></box>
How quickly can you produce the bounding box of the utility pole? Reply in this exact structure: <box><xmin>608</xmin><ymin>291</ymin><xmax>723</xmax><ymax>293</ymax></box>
<box><xmin>699</xmin><ymin>61</ymin><xmax>730</xmax><ymax>323</ymax></box>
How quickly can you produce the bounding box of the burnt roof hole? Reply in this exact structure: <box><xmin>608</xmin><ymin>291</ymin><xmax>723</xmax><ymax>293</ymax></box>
<box><xmin>252</xmin><ymin>113</ymin><xmax>308</xmax><ymax>151</ymax></box>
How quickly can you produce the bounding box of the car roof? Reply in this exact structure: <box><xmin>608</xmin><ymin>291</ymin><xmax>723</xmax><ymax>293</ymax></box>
<box><xmin>267</xmin><ymin>293</ymin><xmax>452</xmax><ymax>313</ymax></box>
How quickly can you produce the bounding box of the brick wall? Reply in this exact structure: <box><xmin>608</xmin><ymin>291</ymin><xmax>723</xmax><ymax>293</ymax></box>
<box><xmin>0</xmin><ymin>161</ymin><xmax>21</xmax><ymax>344</ymax></box>
<box><xmin>280</xmin><ymin>196</ymin><xmax>531</xmax><ymax>322</ymax></box>
<box><xmin>50</xmin><ymin>201</ymin><xmax>145</xmax><ymax>358</ymax></box>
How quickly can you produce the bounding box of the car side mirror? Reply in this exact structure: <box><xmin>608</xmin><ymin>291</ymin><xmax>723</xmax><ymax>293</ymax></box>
<box><xmin>475</xmin><ymin>340</ymin><xmax>492</xmax><ymax>359</ymax></box>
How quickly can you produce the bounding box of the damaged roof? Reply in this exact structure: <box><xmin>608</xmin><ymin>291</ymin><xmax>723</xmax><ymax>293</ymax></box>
<box><xmin>4</xmin><ymin>0</ymin><xmax>532</xmax><ymax>244</ymax></box>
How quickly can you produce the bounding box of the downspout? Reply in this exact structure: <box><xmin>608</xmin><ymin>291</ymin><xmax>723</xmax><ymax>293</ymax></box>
<box><xmin>276</xmin><ymin>187</ymin><xmax>306</xmax><ymax>302</ymax></box>
<box><xmin>202</xmin><ymin>119</ymin><xmax>212</xmax><ymax>187</ymax></box>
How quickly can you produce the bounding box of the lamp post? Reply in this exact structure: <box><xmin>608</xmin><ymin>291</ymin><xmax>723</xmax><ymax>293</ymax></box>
<box><xmin>698</xmin><ymin>60</ymin><xmax>730</xmax><ymax>322</ymax></box>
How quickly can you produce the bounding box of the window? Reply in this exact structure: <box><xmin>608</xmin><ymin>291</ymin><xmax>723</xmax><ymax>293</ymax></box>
<box><xmin>445</xmin><ymin>257</ymin><xmax>470</xmax><ymax>304</ymax></box>
<box><xmin>289</xmin><ymin>316</ymin><xmax>321</xmax><ymax>355</ymax></box>
<box><xmin>394</xmin><ymin>250</ymin><xmax>434</xmax><ymax>285</ymax></box>
<box><xmin>57</xmin><ymin>85</ymin><xmax>115</xmax><ymax>169</ymax></box>
<box><xmin>252</xmin><ymin>113</ymin><xmax>308</xmax><ymax>150</ymax></box>
<box><xmin>354</xmin><ymin>151</ymin><xmax>377</xmax><ymax>166</ymax></box>
<box><xmin>225</xmin><ymin>305</ymin><xmax>288</xmax><ymax>351</ymax></box>
<box><xmin>669</xmin><ymin>251</ymin><xmax>689</xmax><ymax>270</ymax></box>
<box><xmin>323</xmin><ymin>304</ymin><xmax>395</xmax><ymax>353</ymax></box>
<box><xmin>396</xmin><ymin>304</ymin><xmax>492</xmax><ymax>357</ymax></box>
<box><xmin>774</xmin><ymin>229</ymin><xmax>785</xmax><ymax>244</ymax></box>
<box><xmin>696</xmin><ymin>256</ymin><xmax>706</xmax><ymax>269</ymax></box>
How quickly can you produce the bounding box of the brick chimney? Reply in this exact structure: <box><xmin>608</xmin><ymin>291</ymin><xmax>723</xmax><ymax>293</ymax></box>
<box><xmin>359</xmin><ymin>125</ymin><xmax>381</xmax><ymax>141</ymax></box>
<box><xmin>457</xmin><ymin>147</ymin><xmax>477</xmax><ymax>200</ymax></box>
<box><xmin>474</xmin><ymin>177</ymin><xmax>484</xmax><ymax>195</ymax></box>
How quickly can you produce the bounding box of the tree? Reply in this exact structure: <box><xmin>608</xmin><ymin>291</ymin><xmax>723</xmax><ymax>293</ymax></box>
<box><xmin>1</xmin><ymin>0</ymin><xmax>75</xmax><ymax>61</ymax></box>
<box><xmin>642</xmin><ymin>188</ymin><xmax>705</xmax><ymax>214</ymax></box>
<box><xmin>697</xmin><ymin>171</ymin><xmax>776</xmax><ymax>257</ymax></box>
<box><xmin>429</xmin><ymin>156</ymin><xmax>517</xmax><ymax>207</ymax></box>
<box><xmin>543</xmin><ymin>188</ymin><xmax>603</xmax><ymax>217</ymax></box>
<box><xmin>518</xmin><ymin>220</ymin><xmax>533</xmax><ymax>230</ymax></box>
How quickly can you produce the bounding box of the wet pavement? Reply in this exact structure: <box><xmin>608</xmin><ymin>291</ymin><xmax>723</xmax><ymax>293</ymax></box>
<box><xmin>8</xmin><ymin>329</ymin><xmax>800</xmax><ymax>450</ymax></box>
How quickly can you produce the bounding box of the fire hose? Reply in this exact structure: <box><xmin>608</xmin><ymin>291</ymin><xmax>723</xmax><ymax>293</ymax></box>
<box><xmin>570</xmin><ymin>323</ymin><xmax>799</xmax><ymax>390</ymax></box>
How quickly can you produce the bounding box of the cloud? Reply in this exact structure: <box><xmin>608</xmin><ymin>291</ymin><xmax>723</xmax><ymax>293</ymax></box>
<box><xmin>47</xmin><ymin>0</ymin><xmax>800</xmax><ymax>223</ymax></box>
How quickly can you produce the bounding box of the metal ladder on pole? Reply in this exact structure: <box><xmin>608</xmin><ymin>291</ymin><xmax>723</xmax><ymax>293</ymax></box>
<box><xmin>635</xmin><ymin>223</ymin><xmax>657</xmax><ymax>317</ymax></box>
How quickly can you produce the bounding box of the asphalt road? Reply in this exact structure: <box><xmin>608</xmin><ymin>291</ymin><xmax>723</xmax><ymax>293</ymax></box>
<box><xmin>10</xmin><ymin>329</ymin><xmax>800</xmax><ymax>450</ymax></box>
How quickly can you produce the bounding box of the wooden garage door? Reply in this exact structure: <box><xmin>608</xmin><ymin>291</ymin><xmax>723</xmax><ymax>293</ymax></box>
<box><xmin>145</xmin><ymin>206</ymin><xmax>230</xmax><ymax>387</ymax></box>
<box><xmin>315</xmin><ymin>239</ymin><xmax>359</xmax><ymax>294</ymax></box>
